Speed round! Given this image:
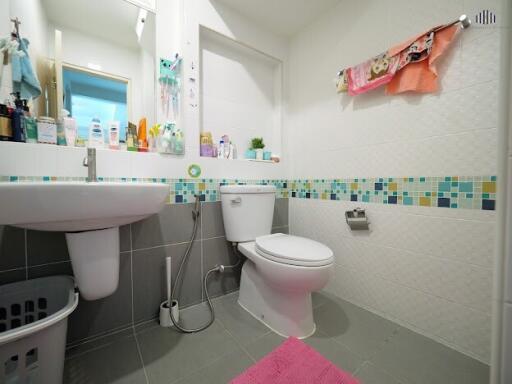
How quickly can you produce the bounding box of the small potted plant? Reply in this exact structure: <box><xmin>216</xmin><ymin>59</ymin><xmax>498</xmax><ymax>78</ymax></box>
<box><xmin>251</xmin><ymin>137</ymin><xmax>265</xmax><ymax>160</ymax></box>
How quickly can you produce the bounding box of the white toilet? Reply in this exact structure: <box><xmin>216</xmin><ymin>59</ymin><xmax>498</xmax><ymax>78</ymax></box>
<box><xmin>220</xmin><ymin>184</ymin><xmax>334</xmax><ymax>338</ymax></box>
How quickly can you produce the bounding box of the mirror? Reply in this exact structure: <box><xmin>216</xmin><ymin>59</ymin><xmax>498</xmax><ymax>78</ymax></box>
<box><xmin>6</xmin><ymin>0</ymin><xmax>156</xmax><ymax>144</ymax></box>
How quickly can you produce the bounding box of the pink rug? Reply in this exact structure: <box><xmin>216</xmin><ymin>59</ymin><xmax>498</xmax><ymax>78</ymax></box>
<box><xmin>230</xmin><ymin>337</ymin><xmax>360</xmax><ymax>384</ymax></box>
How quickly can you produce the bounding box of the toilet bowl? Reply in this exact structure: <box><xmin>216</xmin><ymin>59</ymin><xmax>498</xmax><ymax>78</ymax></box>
<box><xmin>237</xmin><ymin>234</ymin><xmax>333</xmax><ymax>338</ymax></box>
<box><xmin>220</xmin><ymin>185</ymin><xmax>334</xmax><ymax>338</ymax></box>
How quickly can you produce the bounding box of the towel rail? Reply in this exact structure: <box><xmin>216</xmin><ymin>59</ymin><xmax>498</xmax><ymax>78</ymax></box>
<box><xmin>336</xmin><ymin>14</ymin><xmax>470</xmax><ymax>77</ymax></box>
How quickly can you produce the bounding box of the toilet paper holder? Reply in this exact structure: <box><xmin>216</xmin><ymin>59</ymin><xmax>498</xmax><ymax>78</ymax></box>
<box><xmin>345</xmin><ymin>208</ymin><xmax>369</xmax><ymax>230</ymax></box>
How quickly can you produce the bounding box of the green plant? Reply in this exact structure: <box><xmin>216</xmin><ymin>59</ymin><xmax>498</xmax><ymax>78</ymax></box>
<box><xmin>250</xmin><ymin>137</ymin><xmax>265</xmax><ymax>149</ymax></box>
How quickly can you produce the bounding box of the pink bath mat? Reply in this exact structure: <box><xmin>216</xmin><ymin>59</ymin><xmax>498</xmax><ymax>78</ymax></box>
<box><xmin>230</xmin><ymin>337</ymin><xmax>359</xmax><ymax>384</ymax></box>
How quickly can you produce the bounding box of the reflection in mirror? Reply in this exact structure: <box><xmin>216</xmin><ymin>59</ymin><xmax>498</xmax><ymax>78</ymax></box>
<box><xmin>2</xmin><ymin>0</ymin><xmax>155</xmax><ymax>147</ymax></box>
<box><xmin>62</xmin><ymin>66</ymin><xmax>129</xmax><ymax>144</ymax></box>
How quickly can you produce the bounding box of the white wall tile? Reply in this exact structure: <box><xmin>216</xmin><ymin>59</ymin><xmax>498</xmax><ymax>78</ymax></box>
<box><xmin>290</xmin><ymin>196</ymin><xmax>494</xmax><ymax>362</ymax></box>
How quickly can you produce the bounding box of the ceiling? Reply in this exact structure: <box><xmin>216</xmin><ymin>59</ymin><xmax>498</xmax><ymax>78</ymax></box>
<box><xmin>42</xmin><ymin>0</ymin><xmax>149</xmax><ymax>50</ymax></box>
<box><xmin>215</xmin><ymin>0</ymin><xmax>342</xmax><ymax>37</ymax></box>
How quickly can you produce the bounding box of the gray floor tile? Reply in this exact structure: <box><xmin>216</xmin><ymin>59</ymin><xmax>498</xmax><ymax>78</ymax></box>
<box><xmin>66</xmin><ymin>328</ymin><xmax>135</xmax><ymax>359</ymax></box>
<box><xmin>355</xmin><ymin>362</ymin><xmax>404</xmax><ymax>384</ymax></box>
<box><xmin>203</xmin><ymin>237</ymin><xmax>241</xmax><ymax>298</ymax></box>
<box><xmin>173</xmin><ymin>349</ymin><xmax>253</xmax><ymax>384</ymax></box>
<box><xmin>201</xmin><ymin>201</ymin><xmax>225</xmax><ymax>239</ymax></box>
<box><xmin>0</xmin><ymin>225</ymin><xmax>25</xmax><ymax>271</ymax></box>
<box><xmin>136</xmin><ymin>320</ymin><xmax>240</xmax><ymax>383</ymax></box>
<box><xmin>312</xmin><ymin>291</ymin><xmax>329</xmax><ymax>309</ymax></box>
<box><xmin>244</xmin><ymin>332</ymin><xmax>286</xmax><ymax>361</ymax></box>
<box><xmin>370</xmin><ymin>326</ymin><xmax>490</xmax><ymax>384</ymax></box>
<box><xmin>212</xmin><ymin>292</ymin><xmax>271</xmax><ymax>345</ymax></box>
<box><xmin>314</xmin><ymin>293</ymin><xmax>397</xmax><ymax>359</ymax></box>
<box><xmin>176</xmin><ymin>301</ymin><xmax>216</xmax><ymax>330</ymax></box>
<box><xmin>303</xmin><ymin>330</ymin><xmax>364</xmax><ymax>373</ymax></box>
<box><xmin>64</xmin><ymin>334</ymin><xmax>146</xmax><ymax>384</ymax></box>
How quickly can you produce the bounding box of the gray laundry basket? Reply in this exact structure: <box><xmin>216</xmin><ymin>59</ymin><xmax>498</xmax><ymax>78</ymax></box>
<box><xmin>0</xmin><ymin>276</ymin><xmax>78</xmax><ymax>384</ymax></box>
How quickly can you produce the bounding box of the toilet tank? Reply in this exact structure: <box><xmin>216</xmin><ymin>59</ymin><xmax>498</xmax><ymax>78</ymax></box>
<box><xmin>220</xmin><ymin>185</ymin><xmax>276</xmax><ymax>242</ymax></box>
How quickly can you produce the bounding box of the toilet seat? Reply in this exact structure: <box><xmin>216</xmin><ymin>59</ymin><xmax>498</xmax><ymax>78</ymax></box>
<box><xmin>255</xmin><ymin>233</ymin><xmax>334</xmax><ymax>267</ymax></box>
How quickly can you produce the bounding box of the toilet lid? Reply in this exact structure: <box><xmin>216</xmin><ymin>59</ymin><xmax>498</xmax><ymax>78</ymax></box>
<box><xmin>255</xmin><ymin>234</ymin><xmax>333</xmax><ymax>267</ymax></box>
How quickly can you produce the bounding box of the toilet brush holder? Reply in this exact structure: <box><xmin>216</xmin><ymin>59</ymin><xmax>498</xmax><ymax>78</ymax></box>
<box><xmin>159</xmin><ymin>299</ymin><xmax>179</xmax><ymax>327</ymax></box>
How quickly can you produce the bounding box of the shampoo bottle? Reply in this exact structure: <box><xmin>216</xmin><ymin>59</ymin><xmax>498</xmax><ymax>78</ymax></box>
<box><xmin>88</xmin><ymin>117</ymin><xmax>104</xmax><ymax>148</ymax></box>
<box><xmin>108</xmin><ymin>121</ymin><xmax>120</xmax><ymax>150</ymax></box>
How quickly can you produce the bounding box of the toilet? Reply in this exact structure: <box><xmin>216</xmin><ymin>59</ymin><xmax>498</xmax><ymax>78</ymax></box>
<box><xmin>220</xmin><ymin>184</ymin><xmax>334</xmax><ymax>338</ymax></box>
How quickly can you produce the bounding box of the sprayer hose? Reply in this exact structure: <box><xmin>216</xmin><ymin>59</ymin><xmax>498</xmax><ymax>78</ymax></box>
<box><xmin>169</xmin><ymin>203</ymin><xmax>241</xmax><ymax>333</ymax></box>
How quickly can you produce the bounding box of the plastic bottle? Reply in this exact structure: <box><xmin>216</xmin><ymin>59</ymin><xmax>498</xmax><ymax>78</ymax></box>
<box><xmin>88</xmin><ymin>117</ymin><xmax>104</xmax><ymax>148</ymax></box>
<box><xmin>0</xmin><ymin>103</ymin><xmax>13</xmax><ymax>141</ymax></box>
<box><xmin>62</xmin><ymin>110</ymin><xmax>77</xmax><ymax>147</ymax></box>
<box><xmin>137</xmin><ymin>117</ymin><xmax>148</xmax><ymax>152</ymax></box>
<box><xmin>108</xmin><ymin>121</ymin><xmax>120</xmax><ymax>150</ymax></box>
<box><xmin>11</xmin><ymin>93</ymin><xmax>26</xmax><ymax>142</ymax></box>
<box><xmin>218</xmin><ymin>140</ymin><xmax>225</xmax><ymax>159</ymax></box>
<box><xmin>23</xmin><ymin>101</ymin><xmax>37</xmax><ymax>143</ymax></box>
<box><xmin>228</xmin><ymin>142</ymin><xmax>236</xmax><ymax>159</ymax></box>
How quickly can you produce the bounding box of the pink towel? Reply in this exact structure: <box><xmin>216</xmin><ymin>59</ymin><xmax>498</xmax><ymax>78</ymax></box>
<box><xmin>347</xmin><ymin>52</ymin><xmax>400</xmax><ymax>96</ymax></box>
<box><xmin>386</xmin><ymin>24</ymin><xmax>459</xmax><ymax>94</ymax></box>
<box><xmin>230</xmin><ymin>337</ymin><xmax>359</xmax><ymax>384</ymax></box>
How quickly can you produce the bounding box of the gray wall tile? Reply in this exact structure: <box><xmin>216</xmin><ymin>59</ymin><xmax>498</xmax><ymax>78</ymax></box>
<box><xmin>131</xmin><ymin>203</ymin><xmax>201</xmax><ymax>250</ymax></box>
<box><xmin>272</xmin><ymin>226</ymin><xmax>289</xmax><ymax>235</ymax></box>
<box><xmin>201</xmin><ymin>201</ymin><xmax>225</xmax><ymax>239</ymax></box>
<box><xmin>27</xmin><ymin>230</ymin><xmax>69</xmax><ymax>266</ymax></box>
<box><xmin>0</xmin><ymin>226</ymin><xmax>25</xmax><ymax>271</ymax></box>
<box><xmin>203</xmin><ymin>237</ymin><xmax>241</xmax><ymax>298</ymax></box>
<box><xmin>28</xmin><ymin>261</ymin><xmax>73</xmax><ymax>279</ymax></box>
<box><xmin>132</xmin><ymin>241</ymin><xmax>202</xmax><ymax>323</ymax></box>
<box><xmin>0</xmin><ymin>269</ymin><xmax>26</xmax><ymax>285</ymax></box>
<box><xmin>67</xmin><ymin>252</ymin><xmax>133</xmax><ymax>343</ymax></box>
<box><xmin>273</xmin><ymin>198</ymin><xmax>289</xmax><ymax>227</ymax></box>
<box><xmin>119</xmin><ymin>225</ymin><xmax>131</xmax><ymax>252</ymax></box>
<box><xmin>0</xmin><ymin>196</ymin><xmax>281</xmax><ymax>344</ymax></box>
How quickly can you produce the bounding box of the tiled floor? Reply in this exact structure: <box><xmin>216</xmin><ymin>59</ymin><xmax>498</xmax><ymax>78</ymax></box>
<box><xmin>63</xmin><ymin>291</ymin><xmax>490</xmax><ymax>384</ymax></box>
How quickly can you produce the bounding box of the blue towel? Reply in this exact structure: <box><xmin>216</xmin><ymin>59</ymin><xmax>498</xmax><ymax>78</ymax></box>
<box><xmin>11</xmin><ymin>37</ymin><xmax>41</xmax><ymax>100</ymax></box>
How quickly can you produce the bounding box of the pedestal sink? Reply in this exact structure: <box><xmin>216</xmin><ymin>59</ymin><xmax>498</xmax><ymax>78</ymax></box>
<box><xmin>0</xmin><ymin>182</ymin><xmax>169</xmax><ymax>300</ymax></box>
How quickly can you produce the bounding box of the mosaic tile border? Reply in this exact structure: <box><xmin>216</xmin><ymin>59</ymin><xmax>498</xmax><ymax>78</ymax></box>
<box><xmin>289</xmin><ymin>176</ymin><xmax>497</xmax><ymax>211</ymax></box>
<box><xmin>0</xmin><ymin>175</ymin><xmax>496</xmax><ymax>210</ymax></box>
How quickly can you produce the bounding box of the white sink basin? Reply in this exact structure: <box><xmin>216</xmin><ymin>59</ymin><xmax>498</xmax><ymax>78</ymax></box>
<box><xmin>0</xmin><ymin>182</ymin><xmax>169</xmax><ymax>231</ymax></box>
<box><xmin>0</xmin><ymin>181</ymin><xmax>169</xmax><ymax>300</ymax></box>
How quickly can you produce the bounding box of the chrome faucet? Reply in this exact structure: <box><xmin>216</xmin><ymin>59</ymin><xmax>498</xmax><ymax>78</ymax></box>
<box><xmin>83</xmin><ymin>148</ymin><xmax>97</xmax><ymax>182</ymax></box>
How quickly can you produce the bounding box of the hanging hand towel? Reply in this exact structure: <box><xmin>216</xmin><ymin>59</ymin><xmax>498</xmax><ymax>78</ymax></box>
<box><xmin>346</xmin><ymin>52</ymin><xmax>400</xmax><ymax>96</ymax></box>
<box><xmin>385</xmin><ymin>24</ymin><xmax>458</xmax><ymax>94</ymax></box>
<box><xmin>11</xmin><ymin>37</ymin><xmax>41</xmax><ymax>100</ymax></box>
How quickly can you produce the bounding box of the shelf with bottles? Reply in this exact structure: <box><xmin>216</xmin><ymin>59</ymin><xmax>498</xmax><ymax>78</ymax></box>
<box><xmin>0</xmin><ymin>97</ymin><xmax>186</xmax><ymax>156</ymax></box>
<box><xmin>199</xmin><ymin>132</ymin><xmax>280</xmax><ymax>163</ymax></box>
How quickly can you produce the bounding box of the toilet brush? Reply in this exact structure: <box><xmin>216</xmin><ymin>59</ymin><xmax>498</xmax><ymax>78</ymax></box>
<box><xmin>159</xmin><ymin>256</ymin><xmax>179</xmax><ymax>327</ymax></box>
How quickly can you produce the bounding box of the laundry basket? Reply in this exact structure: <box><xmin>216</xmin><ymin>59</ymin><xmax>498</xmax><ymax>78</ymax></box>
<box><xmin>0</xmin><ymin>276</ymin><xmax>78</xmax><ymax>384</ymax></box>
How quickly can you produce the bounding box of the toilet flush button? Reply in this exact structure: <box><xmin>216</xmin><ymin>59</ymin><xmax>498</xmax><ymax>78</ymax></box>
<box><xmin>231</xmin><ymin>197</ymin><xmax>242</xmax><ymax>204</ymax></box>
